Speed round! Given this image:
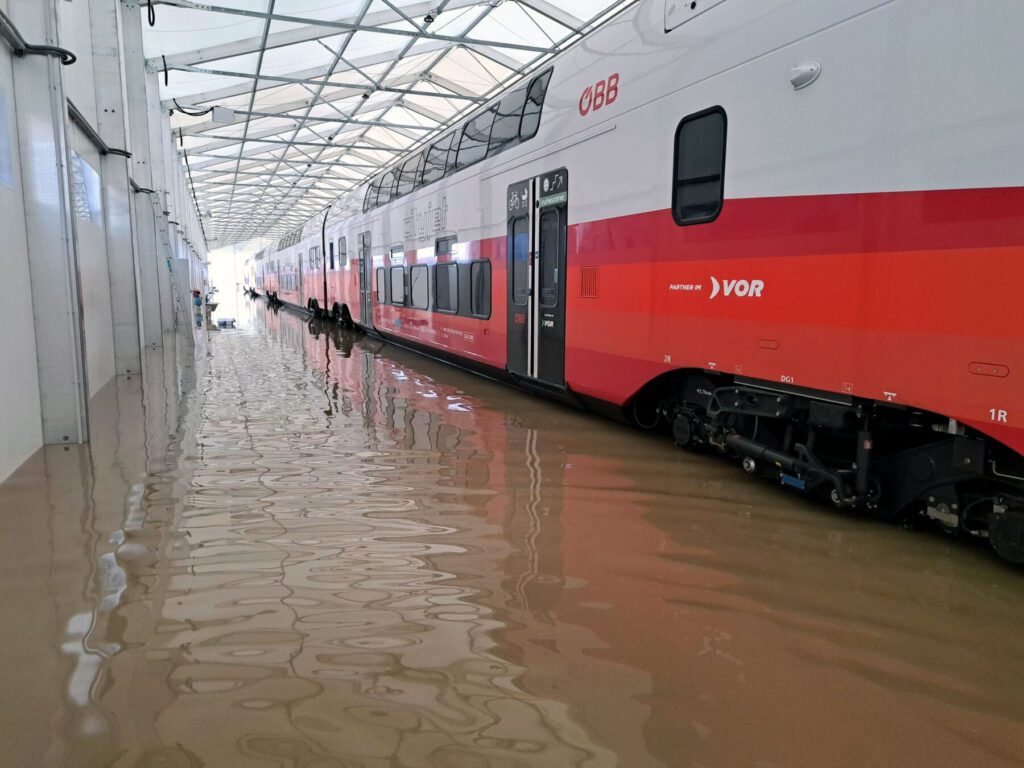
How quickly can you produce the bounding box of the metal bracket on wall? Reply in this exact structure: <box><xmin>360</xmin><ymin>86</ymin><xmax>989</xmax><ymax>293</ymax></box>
<box><xmin>0</xmin><ymin>9</ymin><xmax>76</xmax><ymax>65</ymax></box>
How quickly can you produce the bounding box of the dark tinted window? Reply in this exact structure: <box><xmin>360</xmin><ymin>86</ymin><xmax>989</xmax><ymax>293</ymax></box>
<box><xmin>436</xmin><ymin>236</ymin><xmax>456</xmax><ymax>257</ymax></box>
<box><xmin>435</xmin><ymin>263</ymin><xmax>458</xmax><ymax>313</ymax></box>
<box><xmin>421</xmin><ymin>132</ymin><xmax>456</xmax><ymax>185</ymax></box>
<box><xmin>375</xmin><ymin>169</ymin><xmax>397</xmax><ymax>207</ymax></box>
<box><xmin>390</xmin><ymin>266</ymin><xmax>405</xmax><ymax>305</ymax></box>
<box><xmin>365</xmin><ymin>178</ymin><xmax>382</xmax><ymax>212</ymax></box>
<box><xmin>410</xmin><ymin>265</ymin><xmax>429</xmax><ymax>309</ymax></box>
<box><xmin>488</xmin><ymin>86</ymin><xmax>527</xmax><ymax>157</ymax></box>
<box><xmin>456</xmin><ymin>107</ymin><xmax>496</xmax><ymax>169</ymax></box>
<box><xmin>329</xmin><ymin>241</ymin><xmax>335</xmax><ymax>270</ymax></box>
<box><xmin>470</xmin><ymin>261</ymin><xmax>491</xmax><ymax>318</ymax></box>
<box><xmin>539</xmin><ymin>210</ymin><xmax>560</xmax><ymax>307</ymax></box>
<box><xmin>396</xmin><ymin>152</ymin><xmax>424</xmax><ymax>197</ymax></box>
<box><xmin>520</xmin><ymin>70</ymin><xmax>552</xmax><ymax>140</ymax></box>
<box><xmin>673</xmin><ymin>108</ymin><xmax>726</xmax><ymax>225</ymax></box>
<box><xmin>511</xmin><ymin>216</ymin><xmax>529</xmax><ymax>305</ymax></box>
<box><xmin>376</xmin><ymin>267</ymin><xmax>386</xmax><ymax>302</ymax></box>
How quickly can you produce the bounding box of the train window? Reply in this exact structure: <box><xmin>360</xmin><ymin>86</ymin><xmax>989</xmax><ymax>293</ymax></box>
<box><xmin>520</xmin><ymin>70</ymin><xmax>552</xmax><ymax>141</ymax></box>
<box><xmin>470</xmin><ymin>260</ymin><xmax>491</xmax><ymax>318</ymax></box>
<box><xmin>375</xmin><ymin>169</ymin><xmax>397</xmax><ymax>208</ymax></box>
<box><xmin>435</xmin><ymin>263</ymin><xmax>458</xmax><ymax>313</ymax></box>
<box><xmin>673</xmin><ymin>107</ymin><xmax>726</xmax><ymax>225</ymax></box>
<box><xmin>436</xmin><ymin>236</ymin><xmax>457</xmax><ymax>257</ymax></box>
<box><xmin>329</xmin><ymin>241</ymin><xmax>335</xmax><ymax>270</ymax></box>
<box><xmin>511</xmin><ymin>216</ymin><xmax>529</xmax><ymax>305</ymax></box>
<box><xmin>390</xmin><ymin>266</ymin><xmax>406</xmax><ymax>305</ymax></box>
<box><xmin>376</xmin><ymin>267</ymin><xmax>386</xmax><ymax>303</ymax></box>
<box><xmin>410</xmin><ymin>265</ymin><xmax>429</xmax><ymax>309</ymax></box>
<box><xmin>338</xmin><ymin>236</ymin><xmax>347</xmax><ymax>267</ymax></box>
<box><xmin>456</xmin><ymin>106</ymin><xmax>497</xmax><ymax>169</ymax></box>
<box><xmin>365</xmin><ymin>177</ymin><xmax>382</xmax><ymax>213</ymax></box>
<box><xmin>421</xmin><ymin>131</ymin><xmax>456</xmax><ymax>185</ymax></box>
<box><xmin>539</xmin><ymin>210</ymin><xmax>559</xmax><ymax>307</ymax></box>
<box><xmin>488</xmin><ymin>86</ymin><xmax>527</xmax><ymax>157</ymax></box>
<box><xmin>395</xmin><ymin>152</ymin><xmax>424</xmax><ymax>198</ymax></box>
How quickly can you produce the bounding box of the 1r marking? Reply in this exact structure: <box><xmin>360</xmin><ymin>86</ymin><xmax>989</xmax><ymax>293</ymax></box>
<box><xmin>989</xmin><ymin>408</ymin><xmax>1009</xmax><ymax>423</ymax></box>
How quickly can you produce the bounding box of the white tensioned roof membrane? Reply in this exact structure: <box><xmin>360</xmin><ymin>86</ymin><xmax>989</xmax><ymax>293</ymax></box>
<box><xmin>141</xmin><ymin>0</ymin><xmax>638</xmax><ymax>248</ymax></box>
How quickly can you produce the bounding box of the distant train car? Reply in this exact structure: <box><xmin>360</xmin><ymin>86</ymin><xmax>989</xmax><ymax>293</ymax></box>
<box><xmin>248</xmin><ymin>0</ymin><xmax>1024</xmax><ymax>561</ymax></box>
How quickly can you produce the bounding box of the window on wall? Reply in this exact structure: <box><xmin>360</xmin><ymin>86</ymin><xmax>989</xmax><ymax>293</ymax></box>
<box><xmin>511</xmin><ymin>217</ymin><xmax>529</xmax><ymax>305</ymax></box>
<box><xmin>375</xmin><ymin>169</ymin><xmax>397</xmax><ymax>208</ymax></box>
<box><xmin>456</xmin><ymin>107</ymin><xmax>496</xmax><ymax>169</ymax></box>
<box><xmin>520</xmin><ymin>70</ymin><xmax>552</xmax><ymax>141</ymax></box>
<box><xmin>329</xmin><ymin>241</ymin><xmax>335</xmax><ymax>270</ymax></box>
<box><xmin>539</xmin><ymin>210</ymin><xmax>559</xmax><ymax>308</ymax></box>
<box><xmin>395</xmin><ymin>153</ymin><xmax>424</xmax><ymax>198</ymax></box>
<box><xmin>365</xmin><ymin>176</ymin><xmax>383</xmax><ymax>213</ymax></box>
<box><xmin>376</xmin><ymin>267</ymin><xmax>386</xmax><ymax>302</ymax></box>
<box><xmin>488</xmin><ymin>86</ymin><xmax>528</xmax><ymax>157</ymax></box>
<box><xmin>673</xmin><ymin>107</ymin><xmax>726</xmax><ymax>225</ymax></box>
<box><xmin>436</xmin><ymin>236</ymin><xmax>456</xmax><ymax>257</ymax></box>
<box><xmin>338</xmin><ymin>236</ymin><xmax>347</xmax><ymax>267</ymax></box>
<box><xmin>390</xmin><ymin>266</ymin><xmax>406</xmax><ymax>305</ymax></box>
<box><xmin>421</xmin><ymin>132</ymin><xmax>456</xmax><ymax>185</ymax></box>
<box><xmin>435</xmin><ymin>263</ymin><xmax>458</xmax><ymax>313</ymax></box>
<box><xmin>470</xmin><ymin>260</ymin><xmax>491</xmax><ymax>318</ymax></box>
<box><xmin>410</xmin><ymin>265</ymin><xmax>429</xmax><ymax>310</ymax></box>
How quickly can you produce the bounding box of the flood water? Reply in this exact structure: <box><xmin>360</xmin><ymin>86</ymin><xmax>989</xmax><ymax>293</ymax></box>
<box><xmin>1</xmin><ymin>303</ymin><xmax>1021</xmax><ymax>768</ymax></box>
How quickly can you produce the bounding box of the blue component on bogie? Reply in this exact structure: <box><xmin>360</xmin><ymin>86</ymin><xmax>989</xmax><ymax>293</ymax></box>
<box><xmin>780</xmin><ymin>474</ymin><xmax>806</xmax><ymax>491</ymax></box>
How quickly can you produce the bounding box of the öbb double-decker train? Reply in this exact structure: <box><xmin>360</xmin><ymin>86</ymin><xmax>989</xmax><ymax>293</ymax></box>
<box><xmin>246</xmin><ymin>0</ymin><xmax>1024</xmax><ymax>562</ymax></box>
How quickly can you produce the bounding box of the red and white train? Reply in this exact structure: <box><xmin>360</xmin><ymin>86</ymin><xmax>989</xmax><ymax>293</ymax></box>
<box><xmin>246</xmin><ymin>0</ymin><xmax>1024</xmax><ymax>561</ymax></box>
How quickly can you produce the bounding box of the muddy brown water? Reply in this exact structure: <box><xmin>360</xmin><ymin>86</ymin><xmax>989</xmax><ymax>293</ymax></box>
<box><xmin>1</xmin><ymin>304</ymin><xmax>1021</xmax><ymax>768</ymax></box>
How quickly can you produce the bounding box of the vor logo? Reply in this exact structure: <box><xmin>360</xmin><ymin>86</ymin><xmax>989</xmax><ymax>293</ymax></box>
<box><xmin>709</xmin><ymin>276</ymin><xmax>765</xmax><ymax>300</ymax></box>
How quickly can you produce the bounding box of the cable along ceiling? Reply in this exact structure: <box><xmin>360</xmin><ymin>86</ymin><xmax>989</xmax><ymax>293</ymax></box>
<box><xmin>142</xmin><ymin>0</ymin><xmax>637</xmax><ymax>248</ymax></box>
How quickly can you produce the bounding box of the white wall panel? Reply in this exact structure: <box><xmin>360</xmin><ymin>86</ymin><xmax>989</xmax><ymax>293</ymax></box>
<box><xmin>0</xmin><ymin>45</ymin><xmax>43</xmax><ymax>481</ymax></box>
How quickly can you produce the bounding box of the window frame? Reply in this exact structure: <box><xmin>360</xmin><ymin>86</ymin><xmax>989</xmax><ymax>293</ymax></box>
<box><xmin>395</xmin><ymin>152</ymin><xmax>425</xmax><ymax>198</ymax></box>
<box><xmin>338</xmin><ymin>236</ymin><xmax>347</xmax><ymax>268</ymax></box>
<box><xmin>520</xmin><ymin>69</ymin><xmax>552</xmax><ymax>142</ymax></box>
<box><xmin>487</xmin><ymin>85</ymin><xmax>528</xmax><ymax>158</ymax></box>
<box><xmin>375</xmin><ymin>169</ymin><xmax>397</xmax><ymax>208</ymax></box>
<box><xmin>671</xmin><ymin>106</ymin><xmax>727</xmax><ymax>227</ymax></box>
<box><xmin>469</xmin><ymin>259</ymin><xmax>491</xmax><ymax>319</ymax></box>
<box><xmin>421</xmin><ymin>131</ymin><xmax>456</xmax><ymax>186</ymax></box>
<box><xmin>455</xmin><ymin>105</ymin><xmax>497</xmax><ymax>170</ymax></box>
<box><xmin>510</xmin><ymin>215</ymin><xmax>530</xmax><ymax>306</ymax></box>
<box><xmin>433</xmin><ymin>261</ymin><xmax>459</xmax><ymax>314</ymax></box>
<box><xmin>375</xmin><ymin>266</ymin><xmax>386</xmax><ymax>303</ymax></box>
<box><xmin>410</xmin><ymin>264</ymin><xmax>429</xmax><ymax>310</ymax></box>
<box><xmin>389</xmin><ymin>265</ymin><xmax>406</xmax><ymax>306</ymax></box>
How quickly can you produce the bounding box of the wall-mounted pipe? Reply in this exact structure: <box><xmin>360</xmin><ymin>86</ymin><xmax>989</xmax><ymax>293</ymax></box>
<box><xmin>0</xmin><ymin>8</ymin><xmax>76</xmax><ymax>65</ymax></box>
<box><xmin>67</xmin><ymin>100</ymin><xmax>131</xmax><ymax>157</ymax></box>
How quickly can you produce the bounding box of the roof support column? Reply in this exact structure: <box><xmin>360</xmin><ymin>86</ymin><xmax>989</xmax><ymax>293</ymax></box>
<box><xmin>90</xmin><ymin>0</ymin><xmax>142</xmax><ymax>374</ymax></box>
<box><xmin>8</xmin><ymin>0</ymin><xmax>89</xmax><ymax>445</ymax></box>
<box><xmin>119</xmin><ymin>0</ymin><xmax>170</xmax><ymax>347</ymax></box>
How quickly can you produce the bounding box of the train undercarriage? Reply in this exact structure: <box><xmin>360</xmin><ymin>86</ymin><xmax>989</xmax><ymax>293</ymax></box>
<box><xmin>248</xmin><ymin>290</ymin><xmax>1022</xmax><ymax>564</ymax></box>
<box><xmin>632</xmin><ymin>372</ymin><xmax>1024</xmax><ymax>564</ymax></box>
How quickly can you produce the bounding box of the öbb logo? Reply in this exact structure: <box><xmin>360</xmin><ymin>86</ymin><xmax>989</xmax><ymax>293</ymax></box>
<box><xmin>709</xmin><ymin>276</ymin><xmax>764</xmax><ymax>299</ymax></box>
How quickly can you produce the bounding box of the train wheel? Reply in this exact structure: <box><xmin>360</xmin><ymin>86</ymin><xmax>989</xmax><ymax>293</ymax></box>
<box><xmin>989</xmin><ymin>502</ymin><xmax>1024</xmax><ymax>564</ymax></box>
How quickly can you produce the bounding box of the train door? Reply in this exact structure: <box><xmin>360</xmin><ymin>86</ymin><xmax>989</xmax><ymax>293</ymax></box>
<box><xmin>357</xmin><ymin>231</ymin><xmax>373</xmax><ymax>326</ymax></box>
<box><xmin>506</xmin><ymin>168</ymin><xmax>568</xmax><ymax>386</ymax></box>
<box><xmin>298</xmin><ymin>250</ymin><xmax>305</xmax><ymax>306</ymax></box>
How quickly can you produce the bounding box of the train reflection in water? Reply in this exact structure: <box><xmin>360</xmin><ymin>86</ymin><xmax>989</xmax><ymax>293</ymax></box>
<box><xmin>1</xmin><ymin>304</ymin><xmax>1020</xmax><ymax>767</ymax></box>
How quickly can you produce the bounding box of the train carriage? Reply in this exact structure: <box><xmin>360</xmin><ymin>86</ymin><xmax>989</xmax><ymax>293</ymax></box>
<box><xmin>247</xmin><ymin>0</ymin><xmax>1024</xmax><ymax>561</ymax></box>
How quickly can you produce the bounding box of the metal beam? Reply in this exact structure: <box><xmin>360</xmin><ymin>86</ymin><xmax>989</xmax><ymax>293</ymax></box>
<box><xmin>147</xmin><ymin>0</ymin><xmax>482</xmax><ymax>68</ymax></box>
<box><xmin>152</xmin><ymin>0</ymin><xmax>554</xmax><ymax>55</ymax></box>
